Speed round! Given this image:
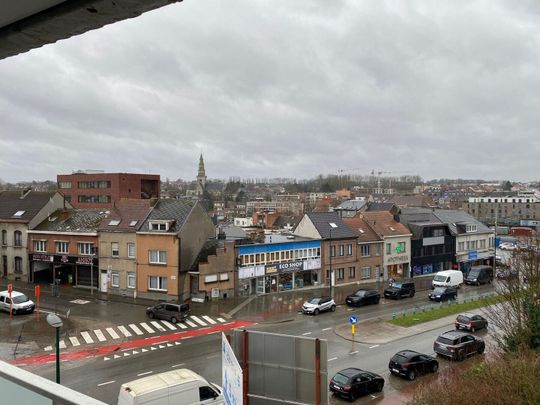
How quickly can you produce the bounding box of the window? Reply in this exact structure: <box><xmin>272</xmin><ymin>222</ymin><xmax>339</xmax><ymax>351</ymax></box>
<box><xmin>127</xmin><ymin>272</ymin><xmax>136</xmax><ymax>289</ymax></box>
<box><xmin>361</xmin><ymin>267</ymin><xmax>371</xmax><ymax>279</ymax></box>
<box><xmin>338</xmin><ymin>245</ymin><xmax>344</xmax><ymax>256</ymax></box>
<box><xmin>58</xmin><ymin>181</ymin><xmax>71</xmax><ymax>189</ymax></box>
<box><xmin>433</xmin><ymin>228</ymin><xmax>444</xmax><ymax>237</ymax></box>
<box><xmin>360</xmin><ymin>244</ymin><xmax>370</xmax><ymax>257</ymax></box>
<box><xmin>111</xmin><ymin>242</ymin><xmax>119</xmax><ymax>257</ymax></box>
<box><xmin>1</xmin><ymin>230</ymin><xmax>7</xmax><ymax>245</ymax></box>
<box><xmin>199</xmin><ymin>386</ymin><xmax>217</xmax><ymax>401</ymax></box>
<box><xmin>14</xmin><ymin>257</ymin><xmax>23</xmax><ymax>273</ymax></box>
<box><xmin>77</xmin><ymin>181</ymin><xmax>111</xmax><ymax>189</ymax></box>
<box><xmin>34</xmin><ymin>240</ymin><xmax>47</xmax><ymax>252</ymax></box>
<box><xmin>397</xmin><ymin>242</ymin><xmax>406</xmax><ymax>253</ymax></box>
<box><xmin>386</xmin><ymin>243</ymin><xmax>391</xmax><ymax>255</ymax></box>
<box><xmin>466</xmin><ymin>241</ymin><xmax>470</xmax><ymax>250</ymax></box>
<box><xmin>480</xmin><ymin>240</ymin><xmax>486</xmax><ymax>249</ymax></box>
<box><xmin>150</xmin><ymin>221</ymin><xmax>170</xmax><ymax>231</ymax></box>
<box><xmin>78</xmin><ymin>243</ymin><xmax>94</xmax><ymax>255</ymax></box>
<box><xmin>56</xmin><ymin>241</ymin><xmax>69</xmax><ymax>254</ymax></box>
<box><xmin>346</xmin><ymin>244</ymin><xmax>353</xmax><ymax>255</ymax></box>
<box><xmin>14</xmin><ymin>231</ymin><xmax>22</xmax><ymax>247</ymax></box>
<box><xmin>149</xmin><ymin>250</ymin><xmax>167</xmax><ymax>264</ymax></box>
<box><xmin>111</xmin><ymin>271</ymin><xmax>120</xmax><ymax>287</ymax></box>
<box><xmin>127</xmin><ymin>243</ymin><xmax>135</xmax><ymax>258</ymax></box>
<box><xmin>458</xmin><ymin>242</ymin><xmax>465</xmax><ymax>251</ymax></box>
<box><xmin>148</xmin><ymin>275</ymin><xmax>167</xmax><ymax>291</ymax></box>
<box><xmin>330</xmin><ymin>245</ymin><xmax>335</xmax><ymax>257</ymax></box>
<box><xmin>108</xmin><ymin>219</ymin><xmax>120</xmax><ymax>226</ymax></box>
<box><xmin>336</xmin><ymin>268</ymin><xmax>344</xmax><ymax>280</ymax></box>
<box><xmin>470</xmin><ymin>240</ymin><xmax>477</xmax><ymax>249</ymax></box>
<box><xmin>466</xmin><ymin>224</ymin><xmax>477</xmax><ymax>233</ymax></box>
<box><xmin>348</xmin><ymin>267</ymin><xmax>356</xmax><ymax>278</ymax></box>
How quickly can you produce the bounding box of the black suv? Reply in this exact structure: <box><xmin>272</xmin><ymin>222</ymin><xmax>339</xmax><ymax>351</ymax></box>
<box><xmin>346</xmin><ymin>289</ymin><xmax>381</xmax><ymax>307</ymax></box>
<box><xmin>433</xmin><ymin>330</ymin><xmax>485</xmax><ymax>361</ymax></box>
<box><xmin>329</xmin><ymin>368</ymin><xmax>384</xmax><ymax>400</ymax></box>
<box><xmin>428</xmin><ymin>286</ymin><xmax>457</xmax><ymax>302</ymax></box>
<box><xmin>389</xmin><ymin>350</ymin><xmax>438</xmax><ymax>380</ymax></box>
<box><xmin>384</xmin><ymin>281</ymin><xmax>415</xmax><ymax>299</ymax></box>
<box><xmin>146</xmin><ymin>303</ymin><xmax>190</xmax><ymax>324</ymax></box>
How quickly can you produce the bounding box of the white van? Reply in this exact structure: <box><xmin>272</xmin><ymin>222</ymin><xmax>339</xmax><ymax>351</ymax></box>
<box><xmin>117</xmin><ymin>369</ymin><xmax>224</xmax><ymax>405</ymax></box>
<box><xmin>0</xmin><ymin>290</ymin><xmax>35</xmax><ymax>314</ymax></box>
<box><xmin>432</xmin><ymin>270</ymin><xmax>463</xmax><ymax>289</ymax></box>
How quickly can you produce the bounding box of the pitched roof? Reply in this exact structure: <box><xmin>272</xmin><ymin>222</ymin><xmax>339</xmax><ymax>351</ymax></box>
<box><xmin>140</xmin><ymin>199</ymin><xmax>196</xmax><ymax>233</ymax></box>
<box><xmin>360</xmin><ymin>211</ymin><xmax>411</xmax><ymax>238</ymax></box>
<box><xmin>386</xmin><ymin>195</ymin><xmax>435</xmax><ymax>208</ymax></box>
<box><xmin>306</xmin><ymin>212</ymin><xmax>357</xmax><ymax>239</ymax></box>
<box><xmin>335</xmin><ymin>199</ymin><xmax>367</xmax><ymax>211</ymax></box>
<box><xmin>34</xmin><ymin>209</ymin><xmax>107</xmax><ymax>233</ymax></box>
<box><xmin>97</xmin><ymin>199</ymin><xmax>152</xmax><ymax>232</ymax></box>
<box><xmin>0</xmin><ymin>190</ymin><xmax>57</xmax><ymax>222</ymax></box>
<box><xmin>397</xmin><ymin>208</ymin><xmax>444</xmax><ymax>239</ymax></box>
<box><xmin>342</xmin><ymin>217</ymin><xmax>381</xmax><ymax>243</ymax></box>
<box><xmin>366</xmin><ymin>202</ymin><xmax>397</xmax><ymax>212</ymax></box>
<box><xmin>433</xmin><ymin>209</ymin><xmax>493</xmax><ymax>235</ymax></box>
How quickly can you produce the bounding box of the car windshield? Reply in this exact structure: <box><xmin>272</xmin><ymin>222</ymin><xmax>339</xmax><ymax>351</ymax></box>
<box><xmin>12</xmin><ymin>294</ymin><xmax>30</xmax><ymax>304</ymax></box>
<box><xmin>432</xmin><ymin>288</ymin><xmax>445</xmax><ymax>294</ymax></box>
<box><xmin>332</xmin><ymin>373</ymin><xmax>350</xmax><ymax>385</ymax></box>
<box><xmin>468</xmin><ymin>269</ymin><xmax>480</xmax><ymax>277</ymax></box>
<box><xmin>390</xmin><ymin>282</ymin><xmax>402</xmax><ymax>288</ymax></box>
<box><xmin>308</xmin><ymin>298</ymin><xmax>321</xmax><ymax>305</ymax></box>
<box><xmin>433</xmin><ymin>275</ymin><xmax>447</xmax><ymax>282</ymax></box>
<box><xmin>456</xmin><ymin>315</ymin><xmax>470</xmax><ymax>323</ymax></box>
<box><xmin>354</xmin><ymin>290</ymin><xmax>366</xmax><ymax>297</ymax></box>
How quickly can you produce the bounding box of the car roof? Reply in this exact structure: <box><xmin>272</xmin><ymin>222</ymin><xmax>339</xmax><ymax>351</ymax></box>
<box><xmin>337</xmin><ymin>368</ymin><xmax>364</xmax><ymax>377</ymax></box>
<box><xmin>440</xmin><ymin>330</ymin><xmax>471</xmax><ymax>339</ymax></box>
<box><xmin>0</xmin><ymin>290</ymin><xmax>25</xmax><ymax>297</ymax></box>
<box><xmin>354</xmin><ymin>289</ymin><xmax>377</xmax><ymax>293</ymax></box>
<box><xmin>458</xmin><ymin>312</ymin><xmax>480</xmax><ymax>318</ymax></box>
<box><xmin>395</xmin><ymin>350</ymin><xmax>420</xmax><ymax>358</ymax></box>
<box><xmin>311</xmin><ymin>296</ymin><xmax>331</xmax><ymax>299</ymax></box>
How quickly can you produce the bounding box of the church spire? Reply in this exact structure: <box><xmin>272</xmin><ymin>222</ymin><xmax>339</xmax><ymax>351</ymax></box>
<box><xmin>196</xmin><ymin>154</ymin><xmax>207</xmax><ymax>196</ymax></box>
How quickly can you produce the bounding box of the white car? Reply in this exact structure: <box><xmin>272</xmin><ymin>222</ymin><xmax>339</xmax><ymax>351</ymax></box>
<box><xmin>0</xmin><ymin>290</ymin><xmax>35</xmax><ymax>314</ymax></box>
<box><xmin>302</xmin><ymin>296</ymin><xmax>336</xmax><ymax>315</ymax></box>
<box><xmin>499</xmin><ymin>242</ymin><xmax>516</xmax><ymax>251</ymax></box>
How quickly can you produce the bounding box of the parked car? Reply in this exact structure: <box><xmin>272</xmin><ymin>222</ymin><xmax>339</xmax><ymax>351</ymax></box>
<box><xmin>384</xmin><ymin>282</ymin><xmax>415</xmax><ymax>299</ymax></box>
<box><xmin>428</xmin><ymin>286</ymin><xmax>458</xmax><ymax>302</ymax></box>
<box><xmin>464</xmin><ymin>265</ymin><xmax>493</xmax><ymax>286</ymax></box>
<box><xmin>0</xmin><ymin>290</ymin><xmax>35</xmax><ymax>314</ymax></box>
<box><xmin>433</xmin><ymin>330</ymin><xmax>485</xmax><ymax>361</ymax></box>
<box><xmin>329</xmin><ymin>368</ymin><xmax>384</xmax><ymax>400</ymax></box>
<box><xmin>345</xmin><ymin>289</ymin><xmax>380</xmax><ymax>307</ymax></box>
<box><xmin>301</xmin><ymin>296</ymin><xmax>336</xmax><ymax>315</ymax></box>
<box><xmin>432</xmin><ymin>270</ymin><xmax>463</xmax><ymax>289</ymax></box>
<box><xmin>499</xmin><ymin>242</ymin><xmax>516</xmax><ymax>251</ymax></box>
<box><xmin>496</xmin><ymin>269</ymin><xmax>518</xmax><ymax>280</ymax></box>
<box><xmin>146</xmin><ymin>303</ymin><xmax>190</xmax><ymax>324</ymax></box>
<box><xmin>455</xmin><ymin>313</ymin><xmax>488</xmax><ymax>332</ymax></box>
<box><xmin>388</xmin><ymin>350</ymin><xmax>438</xmax><ymax>380</ymax></box>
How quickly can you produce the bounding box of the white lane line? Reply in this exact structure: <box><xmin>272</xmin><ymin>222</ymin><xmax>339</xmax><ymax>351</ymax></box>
<box><xmin>206</xmin><ymin>354</ymin><xmax>219</xmax><ymax>359</ymax></box>
<box><xmin>302</xmin><ymin>332</ymin><xmax>312</xmax><ymax>336</ymax></box>
<box><xmin>137</xmin><ymin>371</ymin><xmax>153</xmax><ymax>377</ymax></box>
<box><xmin>202</xmin><ymin>315</ymin><xmax>217</xmax><ymax>325</ymax></box>
<box><xmin>161</xmin><ymin>320</ymin><xmax>177</xmax><ymax>330</ymax></box>
<box><xmin>129</xmin><ymin>324</ymin><xmax>144</xmax><ymax>335</ymax></box>
<box><xmin>369</xmin><ymin>345</ymin><xmax>380</xmax><ymax>349</ymax></box>
<box><xmin>328</xmin><ymin>357</ymin><xmax>338</xmax><ymax>362</ymax></box>
<box><xmin>59</xmin><ymin>340</ymin><xmax>66</xmax><ymax>349</ymax></box>
<box><xmin>69</xmin><ymin>336</ymin><xmax>80</xmax><ymax>346</ymax></box>
<box><xmin>347</xmin><ymin>308</ymin><xmax>354</xmax><ymax>311</ymax></box>
<box><xmin>177</xmin><ymin>322</ymin><xmax>187</xmax><ymax>329</ymax></box>
<box><xmin>97</xmin><ymin>380</ymin><xmax>116</xmax><ymax>387</ymax></box>
<box><xmin>118</xmin><ymin>326</ymin><xmax>132</xmax><ymax>337</ymax></box>
<box><xmin>185</xmin><ymin>319</ymin><xmax>197</xmax><ymax>328</ymax></box>
<box><xmin>94</xmin><ymin>329</ymin><xmax>106</xmax><ymax>342</ymax></box>
<box><xmin>140</xmin><ymin>322</ymin><xmax>155</xmax><ymax>333</ymax></box>
<box><xmin>350</xmin><ymin>350</ymin><xmax>359</xmax><ymax>355</ymax></box>
<box><xmin>322</xmin><ymin>327</ymin><xmax>332</xmax><ymax>331</ymax></box>
<box><xmin>190</xmin><ymin>316</ymin><xmax>207</xmax><ymax>326</ymax></box>
<box><xmin>172</xmin><ymin>363</ymin><xmax>185</xmax><ymax>368</ymax></box>
<box><xmin>106</xmin><ymin>328</ymin><xmax>120</xmax><ymax>340</ymax></box>
<box><xmin>81</xmin><ymin>331</ymin><xmax>94</xmax><ymax>344</ymax></box>
<box><xmin>150</xmin><ymin>321</ymin><xmax>166</xmax><ymax>332</ymax></box>
<box><xmin>217</xmin><ymin>317</ymin><xmax>226</xmax><ymax>322</ymax></box>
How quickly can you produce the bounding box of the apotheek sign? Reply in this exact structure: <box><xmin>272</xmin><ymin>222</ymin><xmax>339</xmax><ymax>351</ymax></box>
<box><xmin>265</xmin><ymin>260</ymin><xmax>304</xmax><ymax>273</ymax></box>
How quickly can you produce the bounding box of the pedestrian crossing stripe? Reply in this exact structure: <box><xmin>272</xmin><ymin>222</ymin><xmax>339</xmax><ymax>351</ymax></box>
<box><xmin>69</xmin><ymin>337</ymin><xmax>81</xmax><ymax>347</ymax></box>
<box><xmin>202</xmin><ymin>315</ymin><xmax>216</xmax><ymax>324</ymax></box>
<box><xmin>217</xmin><ymin>318</ymin><xmax>226</xmax><ymax>322</ymax></box>
<box><xmin>59</xmin><ymin>340</ymin><xmax>66</xmax><ymax>349</ymax></box>
<box><xmin>140</xmin><ymin>322</ymin><xmax>155</xmax><ymax>334</ymax></box>
<box><xmin>129</xmin><ymin>324</ymin><xmax>143</xmax><ymax>335</ymax></box>
<box><xmin>190</xmin><ymin>316</ymin><xmax>207</xmax><ymax>326</ymax></box>
<box><xmin>81</xmin><ymin>331</ymin><xmax>94</xmax><ymax>344</ymax></box>
<box><xmin>150</xmin><ymin>321</ymin><xmax>166</xmax><ymax>332</ymax></box>
<box><xmin>118</xmin><ymin>326</ymin><xmax>132</xmax><ymax>337</ymax></box>
<box><xmin>185</xmin><ymin>319</ymin><xmax>197</xmax><ymax>328</ymax></box>
<box><xmin>161</xmin><ymin>320</ymin><xmax>177</xmax><ymax>330</ymax></box>
<box><xmin>94</xmin><ymin>329</ymin><xmax>106</xmax><ymax>342</ymax></box>
<box><xmin>106</xmin><ymin>327</ymin><xmax>120</xmax><ymax>339</ymax></box>
<box><xmin>177</xmin><ymin>322</ymin><xmax>187</xmax><ymax>329</ymax></box>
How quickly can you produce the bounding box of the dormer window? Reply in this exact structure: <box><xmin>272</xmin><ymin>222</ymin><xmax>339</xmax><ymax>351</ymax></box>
<box><xmin>149</xmin><ymin>221</ymin><xmax>172</xmax><ymax>231</ymax></box>
<box><xmin>466</xmin><ymin>224</ymin><xmax>477</xmax><ymax>233</ymax></box>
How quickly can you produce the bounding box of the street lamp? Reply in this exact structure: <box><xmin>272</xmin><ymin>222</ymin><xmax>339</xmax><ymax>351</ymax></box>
<box><xmin>47</xmin><ymin>313</ymin><xmax>63</xmax><ymax>384</ymax></box>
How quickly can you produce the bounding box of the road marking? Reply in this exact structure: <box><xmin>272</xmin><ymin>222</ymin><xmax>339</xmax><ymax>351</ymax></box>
<box><xmin>349</xmin><ymin>350</ymin><xmax>359</xmax><ymax>355</ymax></box>
<box><xmin>159</xmin><ymin>345</ymin><xmax>166</xmax><ymax>349</ymax></box>
<box><xmin>322</xmin><ymin>327</ymin><xmax>332</xmax><ymax>331</ymax></box>
<box><xmin>140</xmin><ymin>322</ymin><xmax>155</xmax><ymax>333</ymax></box>
<box><xmin>150</xmin><ymin>321</ymin><xmax>166</xmax><ymax>332</ymax></box>
<box><xmin>59</xmin><ymin>340</ymin><xmax>66</xmax><ymax>349</ymax></box>
<box><xmin>369</xmin><ymin>345</ymin><xmax>380</xmax><ymax>349</ymax></box>
<box><xmin>190</xmin><ymin>316</ymin><xmax>207</xmax><ymax>326</ymax></box>
<box><xmin>172</xmin><ymin>363</ymin><xmax>185</xmax><ymax>368</ymax></box>
<box><xmin>161</xmin><ymin>320</ymin><xmax>177</xmax><ymax>330</ymax></box>
<box><xmin>177</xmin><ymin>322</ymin><xmax>187</xmax><ymax>329</ymax></box>
<box><xmin>97</xmin><ymin>380</ymin><xmax>115</xmax><ymax>386</ymax></box>
<box><xmin>104</xmin><ymin>357</ymin><xmax>110</xmax><ymax>361</ymax></box>
<box><xmin>132</xmin><ymin>350</ymin><xmax>139</xmax><ymax>354</ymax></box>
<box><xmin>207</xmin><ymin>354</ymin><xmax>219</xmax><ymax>359</ymax></box>
<box><xmin>175</xmin><ymin>341</ymin><xmax>182</xmax><ymax>345</ymax></box>
<box><xmin>106</xmin><ymin>328</ymin><xmax>120</xmax><ymax>339</ymax></box>
<box><xmin>93</xmin><ymin>329</ymin><xmax>106</xmax><ymax>342</ymax></box>
<box><xmin>150</xmin><ymin>346</ymin><xmax>157</xmax><ymax>351</ymax></box>
<box><xmin>129</xmin><ymin>324</ymin><xmax>144</xmax><ymax>335</ymax></box>
<box><xmin>302</xmin><ymin>332</ymin><xmax>312</xmax><ymax>336</ymax></box>
<box><xmin>123</xmin><ymin>352</ymin><xmax>130</xmax><ymax>357</ymax></box>
<box><xmin>202</xmin><ymin>315</ymin><xmax>217</xmax><ymax>325</ymax></box>
<box><xmin>114</xmin><ymin>354</ymin><xmax>121</xmax><ymax>359</ymax></box>
<box><xmin>328</xmin><ymin>357</ymin><xmax>338</xmax><ymax>362</ymax></box>
<box><xmin>118</xmin><ymin>326</ymin><xmax>132</xmax><ymax>337</ymax></box>
<box><xmin>217</xmin><ymin>318</ymin><xmax>226</xmax><ymax>322</ymax></box>
<box><xmin>137</xmin><ymin>371</ymin><xmax>153</xmax><ymax>376</ymax></box>
<box><xmin>142</xmin><ymin>348</ymin><xmax>148</xmax><ymax>353</ymax></box>
<box><xmin>44</xmin><ymin>346</ymin><xmax>52</xmax><ymax>351</ymax></box>
<box><xmin>81</xmin><ymin>331</ymin><xmax>94</xmax><ymax>344</ymax></box>
<box><xmin>185</xmin><ymin>319</ymin><xmax>197</xmax><ymax>328</ymax></box>
<box><xmin>347</xmin><ymin>308</ymin><xmax>354</xmax><ymax>311</ymax></box>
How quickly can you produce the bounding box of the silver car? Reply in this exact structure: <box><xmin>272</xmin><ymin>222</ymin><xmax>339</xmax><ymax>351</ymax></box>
<box><xmin>302</xmin><ymin>296</ymin><xmax>336</xmax><ymax>315</ymax></box>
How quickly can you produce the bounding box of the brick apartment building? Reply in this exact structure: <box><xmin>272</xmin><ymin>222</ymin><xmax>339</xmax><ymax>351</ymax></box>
<box><xmin>57</xmin><ymin>170</ymin><xmax>160</xmax><ymax>208</ymax></box>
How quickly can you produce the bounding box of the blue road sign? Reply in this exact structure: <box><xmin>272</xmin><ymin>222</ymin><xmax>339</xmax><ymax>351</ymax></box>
<box><xmin>349</xmin><ymin>315</ymin><xmax>357</xmax><ymax>325</ymax></box>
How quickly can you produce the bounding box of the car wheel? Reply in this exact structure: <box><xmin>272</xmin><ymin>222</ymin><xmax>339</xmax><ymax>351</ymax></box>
<box><xmin>330</xmin><ymin>305</ymin><xmax>336</xmax><ymax>312</ymax></box>
<box><xmin>409</xmin><ymin>291</ymin><xmax>415</xmax><ymax>298</ymax></box>
<box><xmin>171</xmin><ymin>317</ymin><xmax>178</xmax><ymax>324</ymax></box>
<box><xmin>376</xmin><ymin>381</ymin><xmax>384</xmax><ymax>392</ymax></box>
<box><xmin>12</xmin><ymin>309</ymin><xmax>17</xmax><ymax>315</ymax></box>
<box><xmin>314</xmin><ymin>309</ymin><xmax>320</xmax><ymax>315</ymax></box>
<box><xmin>431</xmin><ymin>362</ymin><xmax>439</xmax><ymax>373</ymax></box>
<box><xmin>148</xmin><ymin>312</ymin><xmax>155</xmax><ymax>319</ymax></box>
<box><xmin>478</xmin><ymin>345</ymin><xmax>485</xmax><ymax>354</ymax></box>
<box><xmin>407</xmin><ymin>370</ymin><xmax>416</xmax><ymax>381</ymax></box>
<box><xmin>457</xmin><ymin>350</ymin><xmax>465</xmax><ymax>361</ymax></box>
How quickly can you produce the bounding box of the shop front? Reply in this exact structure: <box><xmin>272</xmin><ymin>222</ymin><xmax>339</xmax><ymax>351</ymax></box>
<box><xmin>30</xmin><ymin>253</ymin><xmax>98</xmax><ymax>288</ymax></box>
<box><xmin>457</xmin><ymin>250</ymin><xmax>494</xmax><ymax>274</ymax></box>
<box><xmin>385</xmin><ymin>254</ymin><xmax>411</xmax><ymax>279</ymax></box>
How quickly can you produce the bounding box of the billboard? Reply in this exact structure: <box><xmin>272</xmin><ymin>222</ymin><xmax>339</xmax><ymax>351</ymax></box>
<box><xmin>222</xmin><ymin>333</ymin><xmax>243</xmax><ymax>405</ymax></box>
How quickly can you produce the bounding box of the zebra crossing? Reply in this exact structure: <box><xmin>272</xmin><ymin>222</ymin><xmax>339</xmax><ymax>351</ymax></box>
<box><xmin>43</xmin><ymin>315</ymin><xmax>228</xmax><ymax>351</ymax></box>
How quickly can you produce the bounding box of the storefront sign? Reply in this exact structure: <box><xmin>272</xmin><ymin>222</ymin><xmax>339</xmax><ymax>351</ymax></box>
<box><xmin>387</xmin><ymin>255</ymin><xmax>409</xmax><ymax>264</ymax></box>
<box><xmin>276</xmin><ymin>260</ymin><xmax>304</xmax><ymax>272</ymax></box>
<box><xmin>468</xmin><ymin>250</ymin><xmax>478</xmax><ymax>260</ymax></box>
<box><xmin>304</xmin><ymin>258</ymin><xmax>321</xmax><ymax>270</ymax></box>
<box><xmin>32</xmin><ymin>254</ymin><xmax>53</xmax><ymax>262</ymax></box>
<box><xmin>238</xmin><ymin>265</ymin><xmax>265</xmax><ymax>279</ymax></box>
<box><xmin>76</xmin><ymin>256</ymin><xmax>93</xmax><ymax>265</ymax></box>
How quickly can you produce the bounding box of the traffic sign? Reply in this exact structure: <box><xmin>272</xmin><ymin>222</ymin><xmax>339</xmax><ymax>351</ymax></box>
<box><xmin>349</xmin><ymin>315</ymin><xmax>357</xmax><ymax>325</ymax></box>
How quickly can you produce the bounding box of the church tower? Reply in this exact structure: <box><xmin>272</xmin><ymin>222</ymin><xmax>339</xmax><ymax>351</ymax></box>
<box><xmin>196</xmin><ymin>154</ymin><xmax>207</xmax><ymax>197</ymax></box>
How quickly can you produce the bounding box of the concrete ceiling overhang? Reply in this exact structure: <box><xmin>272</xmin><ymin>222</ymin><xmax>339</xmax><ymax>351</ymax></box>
<box><xmin>0</xmin><ymin>0</ymin><xmax>183</xmax><ymax>60</ymax></box>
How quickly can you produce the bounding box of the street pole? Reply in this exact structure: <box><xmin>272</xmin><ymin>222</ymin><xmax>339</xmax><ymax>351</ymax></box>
<box><xmin>55</xmin><ymin>326</ymin><xmax>60</xmax><ymax>384</ymax></box>
<box><xmin>90</xmin><ymin>253</ymin><xmax>94</xmax><ymax>296</ymax></box>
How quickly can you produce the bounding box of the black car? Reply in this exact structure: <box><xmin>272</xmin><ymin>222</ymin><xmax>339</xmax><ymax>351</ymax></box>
<box><xmin>433</xmin><ymin>330</ymin><xmax>485</xmax><ymax>361</ymax></box>
<box><xmin>146</xmin><ymin>303</ymin><xmax>190</xmax><ymax>323</ymax></box>
<box><xmin>346</xmin><ymin>289</ymin><xmax>381</xmax><ymax>307</ymax></box>
<box><xmin>464</xmin><ymin>265</ymin><xmax>493</xmax><ymax>286</ymax></box>
<box><xmin>388</xmin><ymin>350</ymin><xmax>439</xmax><ymax>380</ymax></box>
<box><xmin>329</xmin><ymin>368</ymin><xmax>384</xmax><ymax>400</ymax></box>
<box><xmin>384</xmin><ymin>282</ymin><xmax>415</xmax><ymax>299</ymax></box>
<box><xmin>428</xmin><ymin>286</ymin><xmax>457</xmax><ymax>302</ymax></box>
<box><xmin>455</xmin><ymin>312</ymin><xmax>488</xmax><ymax>332</ymax></box>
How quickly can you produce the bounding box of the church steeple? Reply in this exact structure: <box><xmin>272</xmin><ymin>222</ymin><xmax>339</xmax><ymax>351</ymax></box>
<box><xmin>196</xmin><ymin>154</ymin><xmax>207</xmax><ymax>196</ymax></box>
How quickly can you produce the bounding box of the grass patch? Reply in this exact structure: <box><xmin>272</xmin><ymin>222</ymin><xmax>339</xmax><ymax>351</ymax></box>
<box><xmin>388</xmin><ymin>295</ymin><xmax>502</xmax><ymax>327</ymax></box>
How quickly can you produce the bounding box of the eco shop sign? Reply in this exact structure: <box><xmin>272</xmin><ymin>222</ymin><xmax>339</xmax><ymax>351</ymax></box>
<box><xmin>265</xmin><ymin>260</ymin><xmax>304</xmax><ymax>274</ymax></box>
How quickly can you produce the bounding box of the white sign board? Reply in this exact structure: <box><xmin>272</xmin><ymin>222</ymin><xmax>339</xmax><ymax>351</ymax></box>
<box><xmin>222</xmin><ymin>333</ymin><xmax>242</xmax><ymax>405</ymax></box>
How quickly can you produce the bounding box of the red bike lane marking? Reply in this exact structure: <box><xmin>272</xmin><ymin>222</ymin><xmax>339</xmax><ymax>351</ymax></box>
<box><xmin>13</xmin><ymin>320</ymin><xmax>254</xmax><ymax>366</ymax></box>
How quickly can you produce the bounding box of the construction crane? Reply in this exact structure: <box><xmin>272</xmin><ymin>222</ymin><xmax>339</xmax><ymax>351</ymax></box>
<box><xmin>371</xmin><ymin>169</ymin><xmax>411</xmax><ymax>194</ymax></box>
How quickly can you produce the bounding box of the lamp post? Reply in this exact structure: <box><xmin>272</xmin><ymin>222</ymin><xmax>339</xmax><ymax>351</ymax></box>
<box><xmin>47</xmin><ymin>313</ymin><xmax>63</xmax><ymax>384</ymax></box>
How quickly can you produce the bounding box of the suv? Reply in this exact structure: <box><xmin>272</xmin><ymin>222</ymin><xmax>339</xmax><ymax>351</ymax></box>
<box><xmin>345</xmin><ymin>289</ymin><xmax>380</xmax><ymax>307</ymax></box>
<box><xmin>302</xmin><ymin>296</ymin><xmax>336</xmax><ymax>315</ymax></box>
<box><xmin>388</xmin><ymin>350</ymin><xmax>438</xmax><ymax>380</ymax></box>
<box><xmin>384</xmin><ymin>282</ymin><xmax>415</xmax><ymax>299</ymax></box>
<box><xmin>146</xmin><ymin>303</ymin><xmax>190</xmax><ymax>324</ymax></box>
<box><xmin>455</xmin><ymin>313</ymin><xmax>488</xmax><ymax>332</ymax></box>
<box><xmin>0</xmin><ymin>290</ymin><xmax>35</xmax><ymax>314</ymax></box>
<box><xmin>433</xmin><ymin>330</ymin><xmax>485</xmax><ymax>361</ymax></box>
<box><xmin>428</xmin><ymin>286</ymin><xmax>457</xmax><ymax>302</ymax></box>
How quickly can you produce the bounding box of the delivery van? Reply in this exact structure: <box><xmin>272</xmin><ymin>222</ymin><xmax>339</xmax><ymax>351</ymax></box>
<box><xmin>117</xmin><ymin>369</ymin><xmax>224</xmax><ymax>405</ymax></box>
<box><xmin>432</xmin><ymin>270</ymin><xmax>464</xmax><ymax>289</ymax></box>
<box><xmin>464</xmin><ymin>265</ymin><xmax>493</xmax><ymax>286</ymax></box>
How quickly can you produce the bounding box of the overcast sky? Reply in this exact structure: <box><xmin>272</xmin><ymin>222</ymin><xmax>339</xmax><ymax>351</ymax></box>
<box><xmin>1</xmin><ymin>0</ymin><xmax>539</xmax><ymax>183</ymax></box>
